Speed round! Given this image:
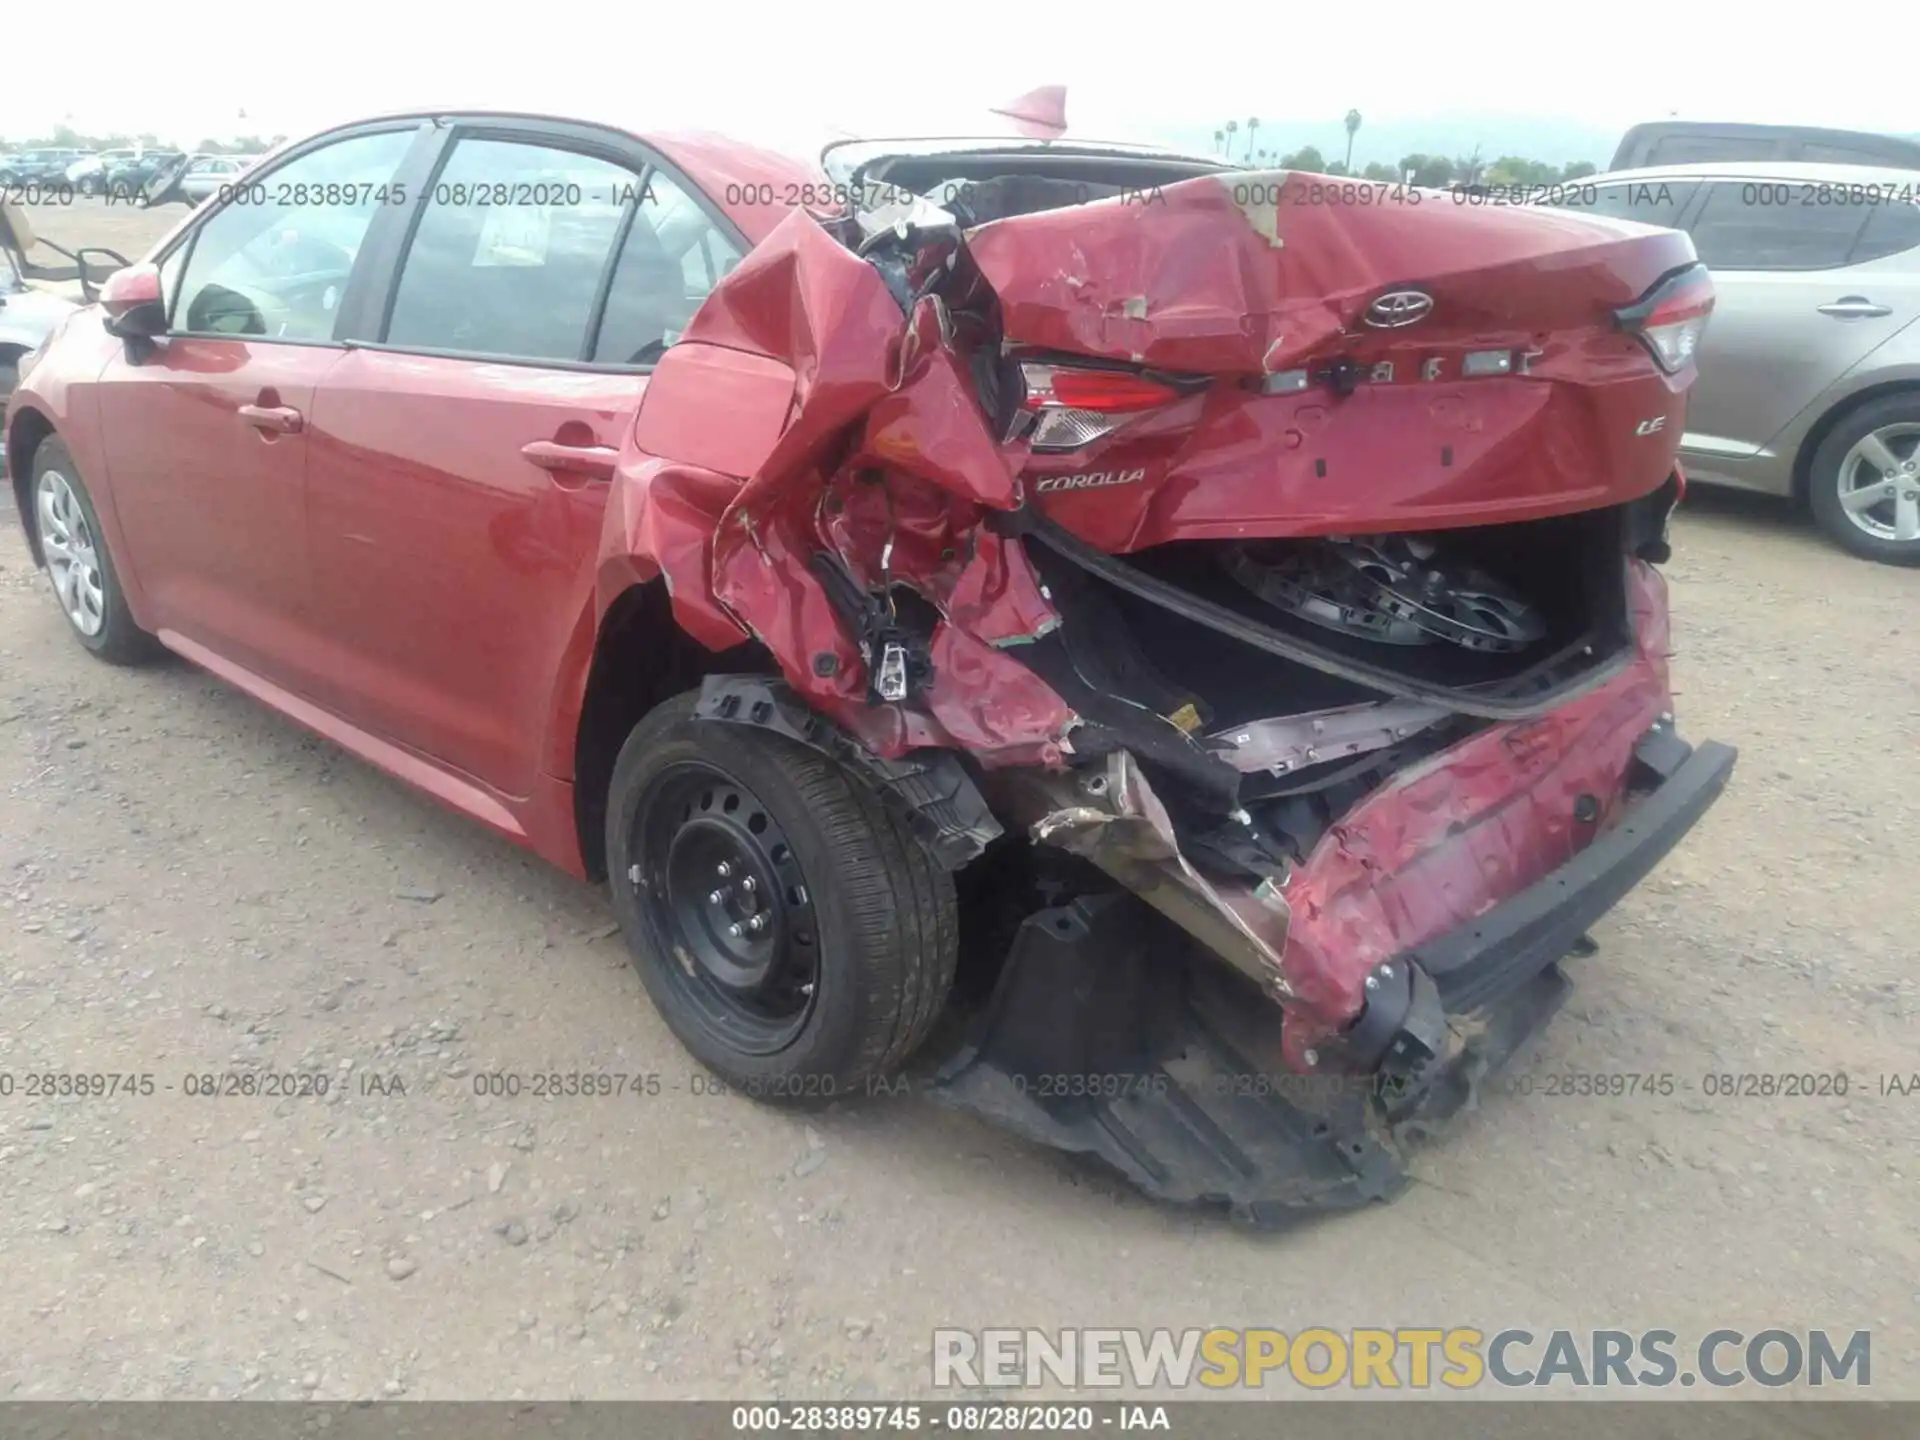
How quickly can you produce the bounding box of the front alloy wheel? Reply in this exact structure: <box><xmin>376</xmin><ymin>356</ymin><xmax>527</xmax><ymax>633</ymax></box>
<box><xmin>37</xmin><ymin>466</ymin><xmax>108</xmax><ymax>637</ymax></box>
<box><xmin>28</xmin><ymin>440</ymin><xmax>160</xmax><ymax>664</ymax></box>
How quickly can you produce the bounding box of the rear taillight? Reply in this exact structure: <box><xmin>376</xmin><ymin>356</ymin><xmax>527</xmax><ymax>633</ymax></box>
<box><xmin>1018</xmin><ymin>362</ymin><xmax>1184</xmax><ymax>451</ymax></box>
<box><xmin>1614</xmin><ymin>265</ymin><xmax>1715</xmax><ymax>374</ymax></box>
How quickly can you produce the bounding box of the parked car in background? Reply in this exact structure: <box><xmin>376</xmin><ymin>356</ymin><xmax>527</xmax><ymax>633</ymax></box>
<box><xmin>1610</xmin><ymin>121</ymin><xmax>1920</xmax><ymax>173</ymax></box>
<box><xmin>103</xmin><ymin>150</ymin><xmax>186</xmax><ymax>201</ymax></box>
<box><xmin>0</xmin><ymin>149</ymin><xmax>91</xmax><ymax>188</ymax></box>
<box><xmin>143</xmin><ymin>153</ymin><xmax>263</xmax><ymax>206</ymax></box>
<box><xmin>1545</xmin><ymin>162</ymin><xmax>1920</xmax><ymax>565</ymax></box>
<box><xmin>4</xmin><ymin>110</ymin><xmax>1734</xmax><ymax>1222</ymax></box>
<box><xmin>0</xmin><ymin>241</ymin><xmax>78</xmax><ymax>437</ymax></box>
<box><xmin>66</xmin><ymin>148</ymin><xmax>141</xmax><ymax>196</ymax></box>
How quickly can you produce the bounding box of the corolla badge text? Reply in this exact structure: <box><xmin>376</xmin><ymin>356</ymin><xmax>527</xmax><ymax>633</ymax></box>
<box><xmin>1033</xmin><ymin>469</ymin><xmax>1147</xmax><ymax>493</ymax></box>
<box><xmin>1364</xmin><ymin>290</ymin><xmax>1435</xmax><ymax>328</ymax></box>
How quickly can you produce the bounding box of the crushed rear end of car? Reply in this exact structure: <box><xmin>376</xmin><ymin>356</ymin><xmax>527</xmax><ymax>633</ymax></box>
<box><xmin>614</xmin><ymin>145</ymin><xmax>1736</xmax><ymax>1222</ymax></box>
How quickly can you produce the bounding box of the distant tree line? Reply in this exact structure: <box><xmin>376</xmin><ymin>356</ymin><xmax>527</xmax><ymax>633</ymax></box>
<box><xmin>1</xmin><ymin>125</ymin><xmax>287</xmax><ymax>154</ymax></box>
<box><xmin>1214</xmin><ymin>114</ymin><xmax>1599</xmax><ymax>187</ymax></box>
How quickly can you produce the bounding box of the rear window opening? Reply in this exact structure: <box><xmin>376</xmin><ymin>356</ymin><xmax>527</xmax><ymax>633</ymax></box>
<box><xmin>845</xmin><ymin>147</ymin><xmax>1227</xmax><ymax>224</ymax></box>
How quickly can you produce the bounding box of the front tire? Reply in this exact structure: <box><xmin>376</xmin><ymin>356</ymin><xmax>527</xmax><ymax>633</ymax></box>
<box><xmin>1808</xmin><ymin>395</ymin><xmax>1920</xmax><ymax>566</ymax></box>
<box><xmin>29</xmin><ymin>440</ymin><xmax>161</xmax><ymax>664</ymax></box>
<box><xmin>606</xmin><ymin>693</ymin><xmax>957</xmax><ymax>1098</ymax></box>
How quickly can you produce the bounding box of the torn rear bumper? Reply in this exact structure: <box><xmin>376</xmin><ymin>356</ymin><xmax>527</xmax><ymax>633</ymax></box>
<box><xmin>930</xmin><ymin>727</ymin><xmax>1735</xmax><ymax>1224</ymax></box>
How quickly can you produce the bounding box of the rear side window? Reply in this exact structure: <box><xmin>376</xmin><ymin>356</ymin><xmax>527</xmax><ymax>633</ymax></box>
<box><xmin>1687</xmin><ymin>183</ymin><xmax>1868</xmax><ymax>269</ymax></box>
<box><xmin>171</xmin><ymin>128</ymin><xmax>414</xmax><ymax>341</ymax></box>
<box><xmin>384</xmin><ymin>138</ymin><xmax>635</xmax><ymax>362</ymax></box>
<box><xmin>1650</xmin><ymin>136</ymin><xmax>1776</xmax><ymax>165</ymax></box>
<box><xmin>1800</xmin><ymin>143</ymin><xmax>1903</xmax><ymax>166</ymax></box>
<box><xmin>590</xmin><ymin>171</ymin><xmax>742</xmax><ymax>364</ymax></box>
<box><xmin>1572</xmin><ymin>180</ymin><xmax>1698</xmax><ymax>227</ymax></box>
<box><xmin>1849</xmin><ymin>202</ymin><xmax>1920</xmax><ymax>264</ymax></box>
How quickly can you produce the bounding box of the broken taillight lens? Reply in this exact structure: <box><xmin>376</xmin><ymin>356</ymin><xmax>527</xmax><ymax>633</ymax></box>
<box><xmin>1018</xmin><ymin>362</ymin><xmax>1184</xmax><ymax>451</ymax></box>
<box><xmin>1614</xmin><ymin>265</ymin><xmax>1715</xmax><ymax>374</ymax></box>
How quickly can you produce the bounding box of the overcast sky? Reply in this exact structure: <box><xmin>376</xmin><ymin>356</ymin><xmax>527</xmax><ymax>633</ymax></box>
<box><xmin>7</xmin><ymin>0</ymin><xmax>1905</xmax><ymax>154</ymax></box>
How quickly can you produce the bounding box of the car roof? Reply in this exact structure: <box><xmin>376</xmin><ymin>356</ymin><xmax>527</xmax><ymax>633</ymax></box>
<box><xmin>261</xmin><ymin>108</ymin><xmax>1222</xmax><ymax>244</ymax></box>
<box><xmin>1598</xmin><ymin>159</ymin><xmax>1920</xmax><ymax>187</ymax></box>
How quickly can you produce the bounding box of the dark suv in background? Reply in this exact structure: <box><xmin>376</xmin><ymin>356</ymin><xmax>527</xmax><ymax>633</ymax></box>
<box><xmin>0</xmin><ymin>149</ymin><xmax>91</xmax><ymax>187</ymax></box>
<box><xmin>1610</xmin><ymin>122</ymin><xmax>1920</xmax><ymax>172</ymax></box>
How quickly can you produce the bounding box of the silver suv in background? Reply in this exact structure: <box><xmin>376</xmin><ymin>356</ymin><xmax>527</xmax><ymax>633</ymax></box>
<box><xmin>0</xmin><ymin>242</ymin><xmax>78</xmax><ymax>455</ymax></box>
<box><xmin>1548</xmin><ymin>162</ymin><xmax>1920</xmax><ymax>565</ymax></box>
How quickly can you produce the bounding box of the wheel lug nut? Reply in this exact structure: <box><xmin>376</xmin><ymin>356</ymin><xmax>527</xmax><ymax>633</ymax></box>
<box><xmin>741</xmin><ymin>877</ymin><xmax>756</xmax><ymax>893</ymax></box>
<box><xmin>708</xmin><ymin>888</ymin><xmax>728</xmax><ymax>904</ymax></box>
<box><xmin>728</xmin><ymin>923</ymin><xmax>743</xmax><ymax>938</ymax></box>
<box><xmin>627</xmin><ymin>864</ymin><xmax>641</xmax><ymax>885</ymax></box>
<box><xmin>716</xmin><ymin>862</ymin><xmax>732</xmax><ymax>878</ymax></box>
<box><xmin>747</xmin><ymin>915</ymin><xmax>767</xmax><ymax>933</ymax></box>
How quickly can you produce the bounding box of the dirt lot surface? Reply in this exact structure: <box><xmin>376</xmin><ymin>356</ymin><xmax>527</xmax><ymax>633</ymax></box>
<box><xmin>2</xmin><ymin>200</ymin><xmax>1918</xmax><ymax>1403</ymax></box>
<box><xmin>5</xmin><ymin>197</ymin><xmax>183</xmax><ymax>301</ymax></box>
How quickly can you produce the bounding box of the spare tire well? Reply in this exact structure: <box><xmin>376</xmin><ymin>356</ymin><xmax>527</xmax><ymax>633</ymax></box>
<box><xmin>572</xmin><ymin>581</ymin><xmax>771</xmax><ymax>881</ymax></box>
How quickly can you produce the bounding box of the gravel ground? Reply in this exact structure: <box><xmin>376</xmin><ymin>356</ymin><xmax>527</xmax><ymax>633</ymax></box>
<box><xmin>2</xmin><ymin>201</ymin><xmax>1917</xmax><ymax>1402</ymax></box>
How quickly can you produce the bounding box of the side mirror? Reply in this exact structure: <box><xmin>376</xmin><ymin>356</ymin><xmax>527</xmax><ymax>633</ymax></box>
<box><xmin>100</xmin><ymin>263</ymin><xmax>167</xmax><ymax>339</ymax></box>
<box><xmin>76</xmin><ymin>246</ymin><xmax>133</xmax><ymax>304</ymax></box>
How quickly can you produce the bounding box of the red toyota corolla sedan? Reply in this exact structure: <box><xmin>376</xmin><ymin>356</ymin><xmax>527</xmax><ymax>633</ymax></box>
<box><xmin>4</xmin><ymin>111</ymin><xmax>1737</xmax><ymax>1222</ymax></box>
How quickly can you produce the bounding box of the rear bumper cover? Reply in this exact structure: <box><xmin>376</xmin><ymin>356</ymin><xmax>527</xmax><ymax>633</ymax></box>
<box><xmin>932</xmin><ymin>723</ymin><xmax>1736</xmax><ymax>1222</ymax></box>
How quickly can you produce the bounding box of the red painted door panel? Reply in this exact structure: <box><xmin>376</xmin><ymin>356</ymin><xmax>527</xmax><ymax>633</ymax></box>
<box><xmin>303</xmin><ymin>351</ymin><xmax>645</xmax><ymax>799</ymax></box>
<box><xmin>94</xmin><ymin>340</ymin><xmax>343</xmax><ymax>677</ymax></box>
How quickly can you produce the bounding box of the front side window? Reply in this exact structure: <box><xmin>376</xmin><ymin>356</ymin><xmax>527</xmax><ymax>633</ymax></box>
<box><xmin>170</xmin><ymin>129</ymin><xmax>415</xmax><ymax>341</ymax></box>
<box><xmin>384</xmin><ymin>138</ymin><xmax>636</xmax><ymax>362</ymax></box>
<box><xmin>1688</xmin><ymin>182</ymin><xmax>1868</xmax><ymax>270</ymax></box>
<box><xmin>590</xmin><ymin>171</ymin><xmax>743</xmax><ymax>364</ymax></box>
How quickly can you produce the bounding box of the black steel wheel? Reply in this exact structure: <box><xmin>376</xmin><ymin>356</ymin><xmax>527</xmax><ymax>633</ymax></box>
<box><xmin>634</xmin><ymin>760</ymin><xmax>823</xmax><ymax>1055</ymax></box>
<box><xmin>606</xmin><ymin>693</ymin><xmax>957</xmax><ymax>1097</ymax></box>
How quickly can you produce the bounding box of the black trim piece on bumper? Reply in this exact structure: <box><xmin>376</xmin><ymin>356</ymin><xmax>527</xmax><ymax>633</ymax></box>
<box><xmin>693</xmin><ymin>675</ymin><xmax>1004</xmax><ymax>869</ymax></box>
<box><xmin>1409</xmin><ymin>734</ymin><xmax>1738</xmax><ymax>1015</ymax></box>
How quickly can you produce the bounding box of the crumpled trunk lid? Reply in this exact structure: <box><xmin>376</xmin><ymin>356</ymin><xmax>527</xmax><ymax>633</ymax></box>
<box><xmin>615</xmin><ymin>165</ymin><xmax>1700</xmax><ymax>761</ymax></box>
<box><xmin>966</xmin><ymin>169</ymin><xmax>1692</xmax><ymax>375</ymax></box>
<box><xmin>960</xmin><ymin>170</ymin><xmax>1702</xmax><ymax>549</ymax></box>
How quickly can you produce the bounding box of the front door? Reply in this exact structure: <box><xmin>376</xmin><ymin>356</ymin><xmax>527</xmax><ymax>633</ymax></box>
<box><xmin>94</xmin><ymin>126</ymin><xmax>418</xmax><ymax>680</ymax></box>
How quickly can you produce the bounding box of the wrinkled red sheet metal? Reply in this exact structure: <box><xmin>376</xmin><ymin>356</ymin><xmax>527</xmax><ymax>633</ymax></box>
<box><xmin>963</xmin><ymin>169</ymin><xmax>1696</xmax><ymax>377</ymax></box>
<box><xmin>1272</xmin><ymin>561</ymin><xmax>1676</xmax><ymax>1068</ymax></box>
<box><xmin>613</xmin><ymin>209</ymin><xmax>1075</xmax><ymax>765</ymax></box>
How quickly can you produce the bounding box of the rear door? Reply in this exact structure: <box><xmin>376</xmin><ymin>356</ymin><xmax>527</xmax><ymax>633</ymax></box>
<box><xmin>304</xmin><ymin>122</ymin><xmax>744</xmax><ymax>798</ymax></box>
<box><xmin>1681</xmin><ymin>177</ymin><xmax>1920</xmax><ymax>455</ymax></box>
<box><xmin>92</xmin><ymin>124</ymin><xmax>420</xmax><ymax>680</ymax></box>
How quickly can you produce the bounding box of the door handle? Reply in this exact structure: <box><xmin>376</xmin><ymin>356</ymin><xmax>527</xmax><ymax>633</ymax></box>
<box><xmin>238</xmin><ymin>403</ymin><xmax>304</xmax><ymax>434</ymax></box>
<box><xmin>521</xmin><ymin>439</ymin><xmax>618</xmax><ymax>480</ymax></box>
<box><xmin>1816</xmin><ymin>297</ymin><xmax>1893</xmax><ymax>319</ymax></box>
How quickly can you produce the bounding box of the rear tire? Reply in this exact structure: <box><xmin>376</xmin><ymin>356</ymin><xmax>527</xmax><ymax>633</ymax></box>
<box><xmin>1807</xmin><ymin>394</ymin><xmax>1920</xmax><ymax>566</ymax></box>
<box><xmin>28</xmin><ymin>439</ymin><xmax>162</xmax><ymax>664</ymax></box>
<box><xmin>606</xmin><ymin>693</ymin><xmax>957</xmax><ymax>1099</ymax></box>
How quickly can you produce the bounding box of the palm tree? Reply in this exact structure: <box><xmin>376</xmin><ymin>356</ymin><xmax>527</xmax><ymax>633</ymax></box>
<box><xmin>1343</xmin><ymin>109</ymin><xmax>1362</xmax><ymax>170</ymax></box>
<box><xmin>1245</xmin><ymin>117</ymin><xmax>1260</xmax><ymax>163</ymax></box>
<box><xmin>1224</xmin><ymin>120</ymin><xmax>1239</xmax><ymax>160</ymax></box>
<box><xmin>1214</xmin><ymin>129</ymin><xmax>1226</xmax><ymax>155</ymax></box>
